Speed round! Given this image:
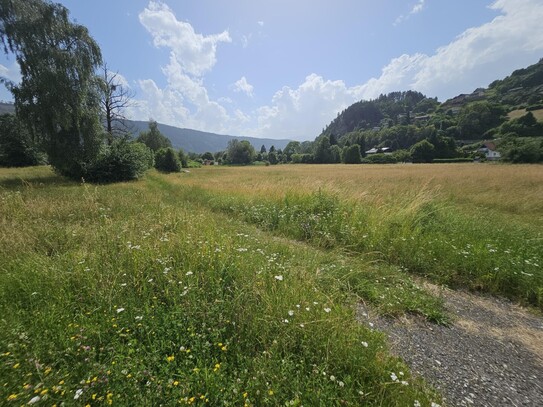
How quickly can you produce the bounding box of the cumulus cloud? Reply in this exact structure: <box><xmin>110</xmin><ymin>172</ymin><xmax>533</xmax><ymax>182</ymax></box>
<box><xmin>139</xmin><ymin>1</ymin><xmax>231</xmax><ymax>76</ymax></box>
<box><xmin>232</xmin><ymin>76</ymin><xmax>254</xmax><ymax>97</ymax></box>
<box><xmin>0</xmin><ymin>61</ymin><xmax>21</xmax><ymax>83</ymax></box>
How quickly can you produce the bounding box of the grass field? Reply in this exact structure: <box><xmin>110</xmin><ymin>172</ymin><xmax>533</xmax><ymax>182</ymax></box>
<box><xmin>1</xmin><ymin>163</ymin><xmax>541</xmax><ymax>405</ymax></box>
<box><xmin>508</xmin><ymin>108</ymin><xmax>543</xmax><ymax>121</ymax></box>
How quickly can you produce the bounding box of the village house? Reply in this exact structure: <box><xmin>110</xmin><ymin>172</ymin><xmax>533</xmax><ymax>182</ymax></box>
<box><xmin>478</xmin><ymin>141</ymin><xmax>501</xmax><ymax>161</ymax></box>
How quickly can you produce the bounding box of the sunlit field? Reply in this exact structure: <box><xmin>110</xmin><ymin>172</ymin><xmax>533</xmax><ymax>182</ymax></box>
<box><xmin>1</xmin><ymin>163</ymin><xmax>541</xmax><ymax>405</ymax></box>
<box><xmin>0</xmin><ymin>166</ymin><xmax>442</xmax><ymax>406</ymax></box>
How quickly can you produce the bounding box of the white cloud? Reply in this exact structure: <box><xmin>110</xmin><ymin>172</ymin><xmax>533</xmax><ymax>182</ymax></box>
<box><xmin>394</xmin><ymin>0</ymin><xmax>426</xmax><ymax>25</ymax></box>
<box><xmin>139</xmin><ymin>1</ymin><xmax>231</xmax><ymax>76</ymax></box>
<box><xmin>232</xmin><ymin>76</ymin><xmax>254</xmax><ymax>97</ymax></box>
<box><xmin>257</xmin><ymin>21</ymin><xmax>264</xmax><ymax>27</ymax></box>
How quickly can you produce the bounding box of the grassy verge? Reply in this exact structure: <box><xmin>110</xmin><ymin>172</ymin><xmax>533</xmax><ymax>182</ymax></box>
<box><xmin>0</xmin><ymin>167</ymin><xmax>442</xmax><ymax>406</ymax></box>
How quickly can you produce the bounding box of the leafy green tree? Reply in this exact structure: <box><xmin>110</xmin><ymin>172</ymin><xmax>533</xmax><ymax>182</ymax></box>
<box><xmin>269</xmin><ymin>145</ymin><xmax>276</xmax><ymax>153</ymax></box>
<box><xmin>137</xmin><ymin>120</ymin><xmax>172</xmax><ymax>152</ymax></box>
<box><xmin>314</xmin><ymin>135</ymin><xmax>333</xmax><ymax>163</ymax></box>
<box><xmin>457</xmin><ymin>102</ymin><xmax>506</xmax><ymax>138</ymax></box>
<box><xmin>0</xmin><ymin>114</ymin><xmax>45</xmax><ymax>167</ymax></box>
<box><xmin>342</xmin><ymin>144</ymin><xmax>362</xmax><ymax>164</ymax></box>
<box><xmin>201</xmin><ymin>151</ymin><xmax>214</xmax><ymax>161</ymax></box>
<box><xmin>410</xmin><ymin>139</ymin><xmax>435</xmax><ymax>163</ymax></box>
<box><xmin>260</xmin><ymin>144</ymin><xmax>267</xmax><ymax>154</ymax></box>
<box><xmin>226</xmin><ymin>139</ymin><xmax>255</xmax><ymax>165</ymax></box>
<box><xmin>283</xmin><ymin>141</ymin><xmax>301</xmax><ymax>161</ymax></box>
<box><xmin>267</xmin><ymin>151</ymin><xmax>278</xmax><ymax>165</ymax></box>
<box><xmin>0</xmin><ymin>0</ymin><xmax>103</xmax><ymax>178</ymax></box>
<box><xmin>178</xmin><ymin>149</ymin><xmax>188</xmax><ymax>168</ymax></box>
<box><xmin>155</xmin><ymin>147</ymin><xmax>181</xmax><ymax>172</ymax></box>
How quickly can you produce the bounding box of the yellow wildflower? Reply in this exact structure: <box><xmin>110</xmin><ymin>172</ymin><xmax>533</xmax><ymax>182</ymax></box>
<box><xmin>166</xmin><ymin>355</ymin><xmax>175</xmax><ymax>362</ymax></box>
<box><xmin>7</xmin><ymin>394</ymin><xmax>18</xmax><ymax>401</ymax></box>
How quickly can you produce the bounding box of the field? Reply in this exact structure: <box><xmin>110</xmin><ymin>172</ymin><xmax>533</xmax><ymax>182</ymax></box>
<box><xmin>508</xmin><ymin>108</ymin><xmax>543</xmax><ymax>121</ymax></box>
<box><xmin>1</xmin><ymin>163</ymin><xmax>542</xmax><ymax>405</ymax></box>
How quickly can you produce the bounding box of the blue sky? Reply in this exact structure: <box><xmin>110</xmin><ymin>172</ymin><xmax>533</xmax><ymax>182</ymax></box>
<box><xmin>1</xmin><ymin>0</ymin><xmax>543</xmax><ymax>140</ymax></box>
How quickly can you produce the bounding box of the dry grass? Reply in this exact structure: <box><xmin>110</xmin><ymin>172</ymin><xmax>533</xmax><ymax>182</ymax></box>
<box><xmin>180</xmin><ymin>163</ymin><xmax>543</xmax><ymax>227</ymax></box>
<box><xmin>508</xmin><ymin>108</ymin><xmax>543</xmax><ymax>121</ymax></box>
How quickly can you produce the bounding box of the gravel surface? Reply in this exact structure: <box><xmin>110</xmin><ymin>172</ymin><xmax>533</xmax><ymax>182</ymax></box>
<box><xmin>358</xmin><ymin>285</ymin><xmax>543</xmax><ymax>407</ymax></box>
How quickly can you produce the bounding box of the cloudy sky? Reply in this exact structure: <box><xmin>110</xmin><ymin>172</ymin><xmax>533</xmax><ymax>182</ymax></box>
<box><xmin>1</xmin><ymin>0</ymin><xmax>543</xmax><ymax>140</ymax></box>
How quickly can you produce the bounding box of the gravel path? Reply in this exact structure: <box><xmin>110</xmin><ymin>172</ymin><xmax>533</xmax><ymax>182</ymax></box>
<box><xmin>358</xmin><ymin>285</ymin><xmax>543</xmax><ymax>407</ymax></box>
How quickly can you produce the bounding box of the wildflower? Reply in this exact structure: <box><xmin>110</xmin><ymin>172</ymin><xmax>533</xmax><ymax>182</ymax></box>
<box><xmin>214</xmin><ymin>363</ymin><xmax>221</xmax><ymax>372</ymax></box>
<box><xmin>274</xmin><ymin>275</ymin><xmax>283</xmax><ymax>281</ymax></box>
<box><xmin>116</xmin><ymin>308</ymin><xmax>125</xmax><ymax>313</ymax></box>
<box><xmin>186</xmin><ymin>271</ymin><xmax>193</xmax><ymax>276</ymax></box>
<box><xmin>324</xmin><ymin>307</ymin><xmax>331</xmax><ymax>313</ymax></box>
<box><xmin>173</xmin><ymin>381</ymin><xmax>179</xmax><ymax>386</ymax></box>
<box><xmin>330</xmin><ymin>375</ymin><xmax>336</xmax><ymax>382</ymax></box>
<box><xmin>7</xmin><ymin>394</ymin><xmax>18</xmax><ymax>401</ymax></box>
<box><xmin>414</xmin><ymin>401</ymin><xmax>421</xmax><ymax>407</ymax></box>
<box><xmin>135</xmin><ymin>316</ymin><xmax>143</xmax><ymax>321</ymax></box>
<box><xmin>338</xmin><ymin>381</ymin><xmax>345</xmax><ymax>387</ymax></box>
<box><xmin>221</xmin><ymin>345</ymin><xmax>227</xmax><ymax>351</ymax></box>
<box><xmin>283</xmin><ymin>319</ymin><xmax>289</xmax><ymax>323</ymax></box>
<box><xmin>13</xmin><ymin>363</ymin><xmax>20</xmax><ymax>369</ymax></box>
<box><xmin>166</xmin><ymin>355</ymin><xmax>175</xmax><ymax>362</ymax></box>
<box><xmin>106</xmin><ymin>393</ymin><xmax>113</xmax><ymax>405</ymax></box>
<box><xmin>268</xmin><ymin>390</ymin><xmax>274</xmax><ymax>396</ymax></box>
<box><xmin>299</xmin><ymin>324</ymin><xmax>305</xmax><ymax>328</ymax></box>
<box><xmin>361</xmin><ymin>341</ymin><xmax>368</xmax><ymax>348</ymax></box>
<box><xmin>288</xmin><ymin>310</ymin><xmax>294</xmax><ymax>316</ymax></box>
<box><xmin>28</xmin><ymin>396</ymin><xmax>41</xmax><ymax>405</ymax></box>
<box><xmin>401</xmin><ymin>381</ymin><xmax>409</xmax><ymax>386</ymax></box>
<box><xmin>74</xmin><ymin>389</ymin><xmax>83</xmax><ymax>400</ymax></box>
<box><xmin>390</xmin><ymin>373</ymin><xmax>398</xmax><ymax>382</ymax></box>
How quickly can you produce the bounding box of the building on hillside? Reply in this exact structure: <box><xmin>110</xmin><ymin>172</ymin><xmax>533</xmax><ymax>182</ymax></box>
<box><xmin>478</xmin><ymin>141</ymin><xmax>501</xmax><ymax>161</ymax></box>
<box><xmin>365</xmin><ymin>147</ymin><xmax>393</xmax><ymax>155</ymax></box>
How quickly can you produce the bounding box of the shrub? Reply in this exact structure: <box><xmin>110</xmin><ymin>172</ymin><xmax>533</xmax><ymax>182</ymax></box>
<box><xmin>0</xmin><ymin>114</ymin><xmax>46</xmax><ymax>167</ymax></box>
<box><xmin>291</xmin><ymin>153</ymin><xmax>313</xmax><ymax>164</ymax></box>
<box><xmin>432</xmin><ymin>158</ymin><xmax>473</xmax><ymax>163</ymax></box>
<box><xmin>85</xmin><ymin>140</ymin><xmax>154</xmax><ymax>183</ymax></box>
<box><xmin>342</xmin><ymin>145</ymin><xmax>362</xmax><ymax>164</ymax></box>
<box><xmin>155</xmin><ymin>147</ymin><xmax>182</xmax><ymax>173</ymax></box>
<box><xmin>362</xmin><ymin>154</ymin><xmax>398</xmax><ymax>164</ymax></box>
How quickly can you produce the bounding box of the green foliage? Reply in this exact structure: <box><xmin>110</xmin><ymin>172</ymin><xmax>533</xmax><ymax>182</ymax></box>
<box><xmin>498</xmin><ymin>112</ymin><xmax>543</xmax><ymax>137</ymax></box>
<box><xmin>178</xmin><ymin>148</ymin><xmax>188</xmax><ymax>168</ymax></box>
<box><xmin>0</xmin><ymin>114</ymin><xmax>45</xmax><ymax>167</ymax></box>
<box><xmin>411</xmin><ymin>140</ymin><xmax>435</xmax><ymax>163</ymax></box>
<box><xmin>362</xmin><ymin>154</ymin><xmax>398</xmax><ymax>164</ymax></box>
<box><xmin>154</xmin><ymin>147</ymin><xmax>181</xmax><ymax>173</ymax></box>
<box><xmin>283</xmin><ymin>141</ymin><xmax>301</xmax><ymax>161</ymax></box>
<box><xmin>201</xmin><ymin>151</ymin><xmax>214</xmax><ymax>161</ymax></box>
<box><xmin>85</xmin><ymin>140</ymin><xmax>153</xmax><ymax>183</ymax></box>
<box><xmin>226</xmin><ymin>139</ymin><xmax>255</xmax><ymax>165</ymax></box>
<box><xmin>342</xmin><ymin>144</ymin><xmax>362</xmax><ymax>164</ymax></box>
<box><xmin>290</xmin><ymin>153</ymin><xmax>313</xmax><ymax>164</ymax></box>
<box><xmin>498</xmin><ymin>136</ymin><xmax>543</xmax><ymax>163</ymax></box>
<box><xmin>457</xmin><ymin>101</ymin><xmax>506</xmax><ymax>138</ymax></box>
<box><xmin>0</xmin><ymin>0</ymin><xmax>103</xmax><ymax>179</ymax></box>
<box><xmin>267</xmin><ymin>151</ymin><xmax>278</xmax><ymax>165</ymax></box>
<box><xmin>432</xmin><ymin>158</ymin><xmax>473</xmax><ymax>163</ymax></box>
<box><xmin>136</xmin><ymin>120</ymin><xmax>172</xmax><ymax>152</ymax></box>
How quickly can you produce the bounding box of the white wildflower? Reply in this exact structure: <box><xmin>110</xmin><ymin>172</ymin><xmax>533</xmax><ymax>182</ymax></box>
<box><xmin>288</xmin><ymin>310</ymin><xmax>294</xmax><ymax>316</ymax></box>
<box><xmin>324</xmin><ymin>307</ymin><xmax>331</xmax><ymax>313</ymax></box>
<box><xmin>74</xmin><ymin>388</ymin><xmax>83</xmax><ymax>400</ymax></box>
<box><xmin>274</xmin><ymin>275</ymin><xmax>283</xmax><ymax>281</ymax></box>
<box><xmin>390</xmin><ymin>373</ymin><xmax>398</xmax><ymax>382</ymax></box>
<box><xmin>116</xmin><ymin>308</ymin><xmax>125</xmax><ymax>313</ymax></box>
<box><xmin>28</xmin><ymin>396</ymin><xmax>41</xmax><ymax>404</ymax></box>
<box><xmin>361</xmin><ymin>341</ymin><xmax>368</xmax><ymax>348</ymax></box>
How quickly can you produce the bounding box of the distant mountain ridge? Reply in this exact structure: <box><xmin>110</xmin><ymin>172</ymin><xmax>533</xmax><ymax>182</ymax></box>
<box><xmin>126</xmin><ymin>120</ymin><xmax>291</xmax><ymax>154</ymax></box>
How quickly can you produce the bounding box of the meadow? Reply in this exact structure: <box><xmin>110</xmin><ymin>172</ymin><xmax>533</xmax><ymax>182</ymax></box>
<box><xmin>1</xmin><ymin>162</ymin><xmax>541</xmax><ymax>406</ymax></box>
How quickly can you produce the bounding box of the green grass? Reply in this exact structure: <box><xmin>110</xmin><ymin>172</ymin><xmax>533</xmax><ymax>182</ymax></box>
<box><xmin>0</xmin><ymin>167</ymin><xmax>442</xmax><ymax>406</ymax></box>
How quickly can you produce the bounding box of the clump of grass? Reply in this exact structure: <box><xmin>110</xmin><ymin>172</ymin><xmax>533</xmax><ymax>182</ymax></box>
<box><xmin>0</xmin><ymin>168</ymin><xmax>441</xmax><ymax>406</ymax></box>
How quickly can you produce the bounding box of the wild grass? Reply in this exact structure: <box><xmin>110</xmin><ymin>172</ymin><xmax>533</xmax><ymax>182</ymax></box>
<box><xmin>0</xmin><ymin>167</ymin><xmax>441</xmax><ymax>406</ymax></box>
<box><xmin>176</xmin><ymin>164</ymin><xmax>543</xmax><ymax>309</ymax></box>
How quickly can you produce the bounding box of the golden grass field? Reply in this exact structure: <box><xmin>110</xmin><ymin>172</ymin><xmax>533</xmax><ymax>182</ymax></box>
<box><xmin>178</xmin><ymin>163</ymin><xmax>543</xmax><ymax>228</ymax></box>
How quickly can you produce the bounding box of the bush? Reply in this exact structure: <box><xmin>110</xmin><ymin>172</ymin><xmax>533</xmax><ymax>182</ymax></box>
<box><xmin>291</xmin><ymin>153</ymin><xmax>313</xmax><ymax>164</ymax></box>
<box><xmin>362</xmin><ymin>154</ymin><xmax>398</xmax><ymax>164</ymax></box>
<box><xmin>155</xmin><ymin>147</ymin><xmax>182</xmax><ymax>173</ymax></box>
<box><xmin>0</xmin><ymin>114</ymin><xmax>46</xmax><ymax>167</ymax></box>
<box><xmin>85</xmin><ymin>140</ymin><xmax>154</xmax><ymax>183</ymax></box>
<box><xmin>342</xmin><ymin>145</ymin><xmax>362</xmax><ymax>164</ymax></box>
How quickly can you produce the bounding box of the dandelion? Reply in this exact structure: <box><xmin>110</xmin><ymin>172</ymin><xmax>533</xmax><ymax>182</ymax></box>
<box><xmin>166</xmin><ymin>355</ymin><xmax>175</xmax><ymax>362</ymax></box>
<box><xmin>13</xmin><ymin>363</ymin><xmax>20</xmax><ymax>369</ymax></box>
<box><xmin>329</xmin><ymin>375</ymin><xmax>336</xmax><ymax>382</ymax></box>
<box><xmin>338</xmin><ymin>381</ymin><xmax>345</xmax><ymax>387</ymax></box>
<box><xmin>214</xmin><ymin>363</ymin><xmax>221</xmax><ymax>372</ymax></box>
<box><xmin>7</xmin><ymin>394</ymin><xmax>18</xmax><ymax>401</ymax></box>
<box><xmin>268</xmin><ymin>390</ymin><xmax>274</xmax><ymax>396</ymax></box>
<box><xmin>173</xmin><ymin>381</ymin><xmax>179</xmax><ymax>386</ymax></box>
<box><xmin>274</xmin><ymin>275</ymin><xmax>283</xmax><ymax>281</ymax></box>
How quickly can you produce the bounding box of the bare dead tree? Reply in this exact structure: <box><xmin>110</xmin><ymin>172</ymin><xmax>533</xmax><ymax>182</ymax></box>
<box><xmin>99</xmin><ymin>63</ymin><xmax>136</xmax><ymax>142</ymax></box>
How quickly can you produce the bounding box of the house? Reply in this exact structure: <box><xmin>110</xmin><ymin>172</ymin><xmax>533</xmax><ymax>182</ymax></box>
<box><xmin>478</xmin><ymin>141</ymin><xmax>501</xmax><ymax>161</ymax></box>
<box><xmin>365</xmin><ymin>147</ymin><xmax>393</xmax><ymax>155</ymax></box>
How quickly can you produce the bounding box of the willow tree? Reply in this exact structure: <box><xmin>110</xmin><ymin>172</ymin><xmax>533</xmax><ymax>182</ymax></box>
<box><xmin>0</xmin><ymin>0</ymin><xmax>103</xmax><ymax>178</ymax></box>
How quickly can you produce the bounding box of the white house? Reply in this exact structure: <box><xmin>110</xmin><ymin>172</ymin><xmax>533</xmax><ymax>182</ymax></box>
<box><xmin>478</xmin><ymin>141</ymin><xmax>501</xmax><ymax>161</ymax></box>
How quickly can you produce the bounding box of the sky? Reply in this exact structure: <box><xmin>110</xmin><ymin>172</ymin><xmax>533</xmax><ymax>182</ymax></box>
<box><xmin>1</xmin><ymin>0</ymin><xmax>543</xmax><ymax>141</ymax></box>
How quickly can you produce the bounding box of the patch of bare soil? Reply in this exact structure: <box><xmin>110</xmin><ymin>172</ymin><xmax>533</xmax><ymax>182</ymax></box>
<box><xmin>358</xmin><ymin>285</ymin><xmax>543</xmax><ymax>406</ymax></box>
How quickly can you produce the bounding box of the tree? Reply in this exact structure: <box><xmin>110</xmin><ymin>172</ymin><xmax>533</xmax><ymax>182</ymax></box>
<box><xmin>342</xmin><ymin>144</ymin><xmax>362</xmax><ymax>164</ymax></box>
<box><xmin>155</xmin><ymin>147</ymin><xmax>181</xmax><ymax>173</ymax></box>
<box><xmin>226</xmin><ymin>139</ymin><xmax>255</xmax><ymax>165</ymax></box>
<box><xmin>201</xmin><ymin>151</ymin><xmax>214</xmax><ymax>161</ymax></box>
<box><xmin>99</xmin><ymin>63</ymin><xmax>135</xmax><ymax>140</ymax></box>
<box><xmin>410</xmin><ymin>139</ymin><xmax>435</xmax><ymax>163</ymax></box>
<box><xmin>267</xmin><ymin>151</ymin><xmax>278</xmax><ymax>165</ymax></box>
<box><xmin>283</xmin><ymin>141</ymin><xmax>301</xmax><ymax>161</ymax></box>
<box><xmin>260</xmin><ymin>144</ymin><xmax>267</xmax><ymax>154</ymax></box>
<box><xmin>136</xmin><ymin>120</ymin><xmax>172</xmax><ymax>152</ymax></box>
<box><xmin>0</xmin><ymin>113</ymin><xmax>44</xmax><ymax>167</ymax></box>
<box><xmin>269</xmin><ymin>145</ymin><xmax>276</xmax><ymax>153</ymax></box>
<box><xmin>0</xmin><ymin>0</ymin><xmax>103</xmax><ymax>178</ymax></box>
<box><xmin>313</xmin><ymin>135</ymin><xmax>333</xmax><ymax>163</ymax></box>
